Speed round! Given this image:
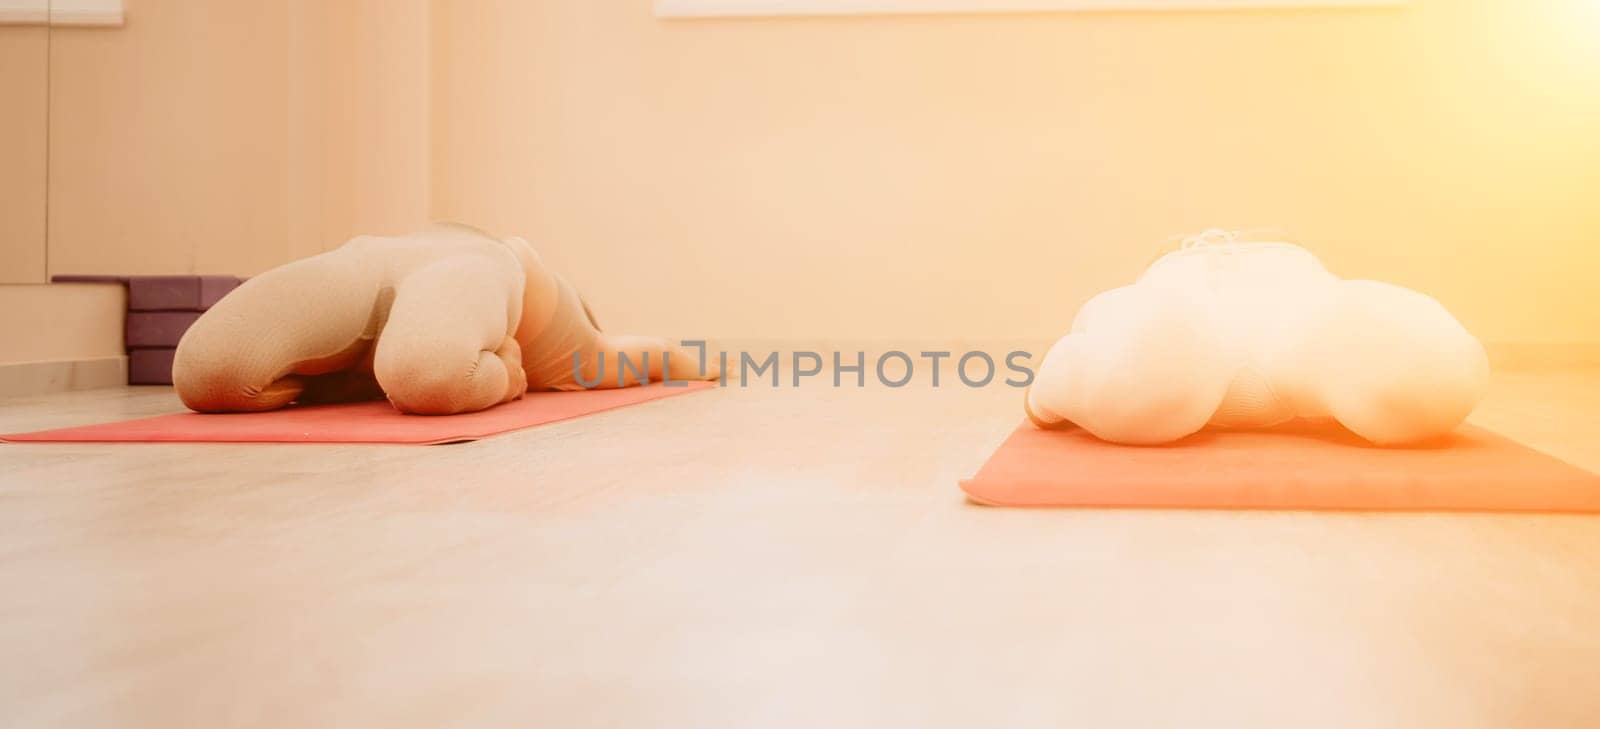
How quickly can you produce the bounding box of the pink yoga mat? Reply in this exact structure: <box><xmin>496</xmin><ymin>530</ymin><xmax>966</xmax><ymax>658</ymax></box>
<box><xmin>961</xmin><ymin>419</ymin><xmax>1600</xmax><ymax>513</ymax></box>
<box><xmin>2</xmin><ymin>382</ymin><xmax>714</xmax><ymax>445</ymax></box>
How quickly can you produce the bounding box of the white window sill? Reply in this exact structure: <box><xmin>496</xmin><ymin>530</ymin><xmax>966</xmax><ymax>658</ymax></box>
<box><xmin>657</xmin><ymin>0</ymin><xmax>1403</xmax><ymax>18</ymax></box>
<box><xmin>0</xmin><ymin>0</ymin><xmax>124</xmax><ymax>27</ymax></box>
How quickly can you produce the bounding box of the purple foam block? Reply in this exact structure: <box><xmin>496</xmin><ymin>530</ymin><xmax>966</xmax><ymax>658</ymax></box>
<box><xmin>126</xmin><ymin>311</ymin><xmax>203</xmax><ymax>348</ymax></box>
<box><xmin>128</xmin><ymin>348</ymin><xmax>177</xmax><ymax>386</ymax></box>
<box><xmin>127</xmin><ymin>276</ymin><xmax>243</xmax><ymax>311</ymax></box>
<box><xmin>198</xmin><ymin>276</ymin><xmax>243</xmax><ymax>308</ymax></box>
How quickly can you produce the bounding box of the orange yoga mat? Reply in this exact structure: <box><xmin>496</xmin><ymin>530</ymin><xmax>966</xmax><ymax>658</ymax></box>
<box><xmin>1</xmin><ymin>382</ymin><xmax>713</xmax><ymax>445</ymax></box>
<box><xmin>961</xmin><ymin>419</ymin><xmax>1600</xmax><ymax>513</ymax></box>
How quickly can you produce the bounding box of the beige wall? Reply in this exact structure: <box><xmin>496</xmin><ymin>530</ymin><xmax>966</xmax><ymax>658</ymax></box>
<box><xmin>45</xmin><ymin>0</ymin><xmax>432</xmax><ymax>278</ymax></box>
<box><xmin>433</xmin><ymin>0</ymin><xmax>1600</xmax><ymax>343</ymax></box>
<box><xmin>0</xmin><ymin>26</ymin><xmax>49</xmax><ymax>284</ymax></box>
<box><xmin>319</xmin><ymin>0</ymin><xmax>433</xmax><ymax>244</ymax></box>
<box><xmin>0</xmin><ymin>283</ymin><xmax>125</xmax><ymax>363</ymax></box>
<box><xmin>10</xmin><ymin>0</ymin><xmax>1600</xmax><ymax>370</ymax></box>
<box><xmin>2</xmin><ymin>0</ymin><xmax>432</xmax><ymax>369</ymax></box>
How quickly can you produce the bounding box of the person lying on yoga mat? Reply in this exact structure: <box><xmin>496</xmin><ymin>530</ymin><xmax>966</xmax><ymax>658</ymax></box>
<box><xmin>173</xmin><ymin>223</ymin><xmax>717</xmax><ymax>415</ymax></box>
<box><xmin>1025</xmin><ymin>229</ymin><xmax>1489</xmax><ymax>446</ymax></box>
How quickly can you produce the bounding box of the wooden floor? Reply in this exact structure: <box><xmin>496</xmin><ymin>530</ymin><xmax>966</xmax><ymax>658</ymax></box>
<box><xmin>2</xmin><ymin>371</ymin><xmax>1599</xmax><ymax>728</ymax></box>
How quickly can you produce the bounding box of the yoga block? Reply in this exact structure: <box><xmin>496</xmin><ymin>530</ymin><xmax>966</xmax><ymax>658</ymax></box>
<box><xmin>126</xmin><ymin>311</ymin><xmax>203</xmax><ymax>348</ymax></box>
<box><xmin>50</xmin><ymin>273</ymin><xmax>242</xmax><ymax>387</ymax></box>
<box><xmin>128</xmin><ymin>348</ymin><xmax>177</xmax><ymax>385</ymax></box>
<box><xmin>127</xmin><ymin>276</ymin><xmax>243</xmax><ymax>311</ymax></box>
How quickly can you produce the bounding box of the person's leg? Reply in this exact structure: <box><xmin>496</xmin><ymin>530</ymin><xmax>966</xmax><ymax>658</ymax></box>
<box><xmin>173</xmin><ymin>252</ymin><xmax>382</xmax><ymax>412</ymax></box>
<box><xmin>1026</xmin><ymin>291</ymin><xmax>1231</xmax><ymax>445</ymax></box>
<box><xmin>517</xmin><ymin>271</ymin><xmax>717</xmax><ymax>391</ymax></box>
<box><xmin>373</xmin><ymin>258</ymin><xmax>527</xmax><ymax>415</ymax></box>
<box><xmin>579</xmin><ymin>333</ymin><xmax>717</xmax><ymax>389</ymax></box>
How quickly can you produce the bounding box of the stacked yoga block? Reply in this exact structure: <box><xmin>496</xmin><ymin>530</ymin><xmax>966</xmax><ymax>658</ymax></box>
<box><xmin>53</xmin><ymin>275</ymin><xmax>243</xmax><ymax>385</ymax></box>
<box><xmin>125</xmin><ymin>276</ymin><xmax>243</xmax><ymax>385</ymax></box>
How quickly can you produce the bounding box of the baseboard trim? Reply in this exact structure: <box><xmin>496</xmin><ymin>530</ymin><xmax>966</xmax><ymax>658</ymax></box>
<box><xmin>0</xmin><ymin>356</ymin><xmax>128</xmax><ymax>399</ymax></box>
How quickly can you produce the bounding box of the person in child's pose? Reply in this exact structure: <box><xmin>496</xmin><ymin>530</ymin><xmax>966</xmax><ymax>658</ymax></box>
<box><xmin>174</xmin><ymin>223</ymin><xmax>716</xmax><ymax>414</ymax></box>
